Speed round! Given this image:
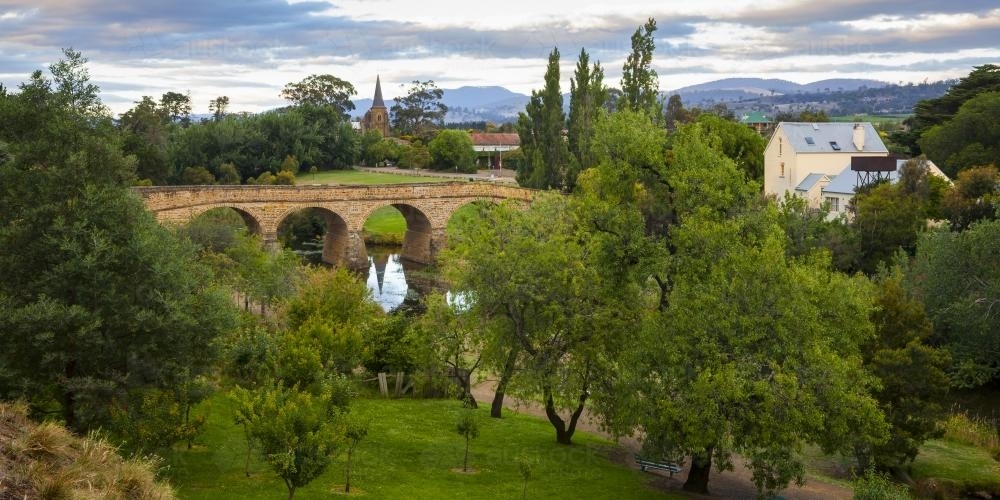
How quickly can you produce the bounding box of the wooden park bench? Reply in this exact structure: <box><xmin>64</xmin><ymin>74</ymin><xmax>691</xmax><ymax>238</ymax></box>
<box><xmin>634</xmin><ymin>454</ymin><xmax>683</xmax><ymax>477</ymax></box>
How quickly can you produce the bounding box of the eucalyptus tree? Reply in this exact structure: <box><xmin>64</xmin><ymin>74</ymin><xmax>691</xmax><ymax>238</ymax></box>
<box><xmin>390</xmin><ymin>80</ymin><xmax>447</xmax><ymax>136</ymax></box>
<box><xmin>281</xmin><ymin>74</ymin><xmax>357</xmax><ymax>119</ymax></box>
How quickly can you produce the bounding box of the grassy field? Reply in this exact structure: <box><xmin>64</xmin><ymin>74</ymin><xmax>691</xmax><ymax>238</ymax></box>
<box><xmin>830</xmin><ymin>114</ymin><xmax>911</xmax><ymax>125</ymax></box>
<box><xmin>363</xmin><ymin>206</ymin><xmax>406</xmax><ymax>245</ymax></box>
<box><xmin>298</xmin><ymin>169</ymin><xmax>444</xmax><ymax>185</ymax></box>
<box><xmin>165</xmin><ymin>394</ymin><xmax>681</xmax><ymax>499</ymax></box>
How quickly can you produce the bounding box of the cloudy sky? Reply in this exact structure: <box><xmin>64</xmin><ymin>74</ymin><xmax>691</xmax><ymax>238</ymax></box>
<box><xmin>1</xmin><ymin>0</ymin><xmax>998</xmax><ymax>115</ymax></box>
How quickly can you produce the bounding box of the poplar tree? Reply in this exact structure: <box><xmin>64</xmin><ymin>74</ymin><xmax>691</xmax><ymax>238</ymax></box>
<box><xmin>516</xmin><ymin>47</ymin><xmax>569</xmax><ymax>190</ymax></box>
<box><xmin>567</xmin><ymin>48</ymin><xmax>607</xmax><ymax>189</ymax></box>
<box><xmin>619</xmin><ymin>18</ymin><xmax>661</xmax><ymax>118</ymax></box>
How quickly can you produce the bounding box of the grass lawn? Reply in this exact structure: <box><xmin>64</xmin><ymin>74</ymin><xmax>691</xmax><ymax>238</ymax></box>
<box><xmin>165</xmin><ymin>394</ymin><xmax>680</xmax><ymax>499</ymax></box>
<box><xmin>363</xmin><ymin>206</ymin><xmax>406</xmax><ymax>244</ymax></box>
<box><xmin>298</xmin><ymin>169</ymin><xmax>444</xmax><ymax>185</ymax></box>
<box><xmin>909</xmin><ymin>438</ymin><xmax>1000</xmax><ymax>493</ymax></box>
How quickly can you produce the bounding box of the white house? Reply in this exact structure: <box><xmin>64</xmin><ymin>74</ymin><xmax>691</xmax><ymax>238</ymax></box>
<box><xmin>764</xmin><ymin>122</ymin><xmax>888</xmax><ymax>203</ymax></box>
<box><xmin>822</xmin><ymin>158</ymin><xmax>951</xmax><ymax>216</ymax></box>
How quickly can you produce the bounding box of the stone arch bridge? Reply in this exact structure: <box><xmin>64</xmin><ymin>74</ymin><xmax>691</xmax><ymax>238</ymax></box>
<box><xmin>134</xmin><ymin>182</ymin><xmax>536</xmax><ymax>269</ymax></box>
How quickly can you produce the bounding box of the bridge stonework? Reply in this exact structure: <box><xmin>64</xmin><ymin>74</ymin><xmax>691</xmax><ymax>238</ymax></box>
<box><xmin>134</xmin><ymin>182</ymin><xmax>535</xmax><ymax>269</ymax></box>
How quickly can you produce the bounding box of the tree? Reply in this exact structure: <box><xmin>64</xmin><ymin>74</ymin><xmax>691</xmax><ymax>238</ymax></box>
<box><xmin>899</xmin><ymin>64</ymin><xmax>1000</xmax><ymax>156</ymax></box>
<box><xmin>442</xmin><ymin>194</ymin><xmax>636</xmax><ymax>443</ymax></box>
<box><xmin>567</xmin><ymin>48</ymin><xmax>607</xmax><ymax>189</ymax></box>
<box><xmin>918</xmin><ymin>91</ymin><xmax>1000</xmax><ymax>177</ymax></box>
<box><xmin>160</xmin><ymin>91</ymin><xmax>192</xmax><ymax>126</ymax></box>
<box><xmin>48</xmin><ymin>47</ymin><xmax>104</xmax><ymax>116</ymax></box>
<box><xmin>119</xmin><ymin>95</ymin><xmax>173</xmax><ymax>184</ymax></box>
<box><xmin>281</xmin><ymin>74</ymin><xmax>357</xmax><ymax>119</ymax></box>
<box><xmin>428</xmin><ymin>129</ymin><xmax>475</xmax><ymax>172</ymax></box>
<box><xmin>940</xmin><ymin>165</ymin><xmax>1000</xmax><ymax>230</ymax></box>
<box><xmin>619</xmin><ymin>18</ymin><xmax>660</xmax><ymax>117</ymax></box>
<box><xmin>516</xmin><ymin>47</ymin><xmax>569</xmax><ymax>189</ymax></box>
<box><xmin>694</xmin><ymin>113</ymin><xmax>766</xmax><ymax>182</ymax></box>
<box><xmin>390</xmin><ymin>80</ymin><xmax>447</xmax><ymax>136</ymax></box>
<box><xmin>408</xmin><ymin>292</ymin><xmax>485</xmax><ymax>406</ymax></box>
<box><xmin>909</xmin><ymin>220</ymin><xmax>1000</xmax><ymax>388</ymax></box>
<box><xmin>856</xmin><ymin>264</ymin><xmax>950</xmax><ymax>472</ymax></box>
<box><xmin>182</xmin><ymin>165</ymin><xmax>216</xmax><ymax>184</ymax></box>
<box><xmin>233</xmin><ymin>378</ymin><xmax>349</xmax><ymax>500</ymax></box>
<box><xmin>343</xmin><ymin>416</ymin><xmax>368</xmax><ymax>493</ymax></box>
<box><xmin>0</xmin><ymin>52</ymin><xmax>235</xmax><ymax>433</ymax></box>
<box><xmin>209</xmin><ymin>95</ymin><xmax>229</xmax><ymax>121</ymax></box>
<box><xmin>455</xmin><ymin>409</ymin><xmax>480</xmax><ymax>472</ymax></box>
<box><xmin>663</xmin><ymin>94</ymin><xmax>690</xmax><ymax>130</ymax></box>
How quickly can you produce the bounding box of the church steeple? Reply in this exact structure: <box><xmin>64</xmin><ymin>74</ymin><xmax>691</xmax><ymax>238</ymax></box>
<box><xmin>372</xmin><ymin>75</ymin><xmax>385</xmax><ymax>108</ymax></box>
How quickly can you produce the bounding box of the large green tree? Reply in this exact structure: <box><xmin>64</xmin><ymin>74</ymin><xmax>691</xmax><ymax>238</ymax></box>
<box><xmin>567</xmin><ymin>48</ymin><xmax>607</xmax><ymax>189</ymax></box>
<box><xmin>0</xmin><ymin>50</ymin><xmax>235</xmax><ymax>432</ymax></box>
<box><xmin>857</xmin><ymin>264</ymin><xmax>950</xmax><ymax>473</ymax></box>
<box><xmin>940</xmin><ymin>165</ymin><xmax>1000</xmax><ymax>231</ymax></box>
<box><xmin>390</xmin><ymin>80</ymin><xmax>447</xmax><ymax>137</ymax></box>
<box><xmin>619</xmin><ymin>18</ymin><xmax>660</xmax><ymax>117</ymax></box>
<box><xmin>443</xmin><ymin>193</ymin><xmax>638</xmax><ymax>444</ymax></box>
<box><xmin>918</xmin><ymin>91</ymin><xmax>1000</xmax><ymax>177</ymax></box>
<box><xmin>280</xmin><ymin>74</ymin><xmax>357</xmax><ymax>119</ymax></box>
<box><xmin>897</xmin><ymin>64</ymin><xmax>1000</xmax><ymax>156</ymax></box>
<box><xmin>516</xmin><ymin>47</ymin><xmax>569</xmax><ymax>189</ymax></box>
<box><xmin>428</xmin><ymin>129</ymin><xmax>476</xmax><ymax>172</ymax></box>
<box><xmin>909</xmin><ymin>220</ymin><xmax>1000</xmax><ymax>388</ymax></box>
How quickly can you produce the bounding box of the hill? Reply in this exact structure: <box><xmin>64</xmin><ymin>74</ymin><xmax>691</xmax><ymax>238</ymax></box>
<box><xmin>348</xmin><ymin>77</ymin><xmax>952</xmax><ymax>124</ymax></box>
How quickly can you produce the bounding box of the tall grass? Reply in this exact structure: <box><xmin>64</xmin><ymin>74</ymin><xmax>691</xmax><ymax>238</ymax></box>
<box><xmin>942</xmin><ymin>410</ymin><xmax>1000</xmax><ymax>460</ymax></box>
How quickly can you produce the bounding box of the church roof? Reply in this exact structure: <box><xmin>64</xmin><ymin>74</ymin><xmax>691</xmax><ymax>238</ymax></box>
<box><xmin>372</xmin><ymin>75</ymin><xmax>385</xmax><ymax>108</ymax></box>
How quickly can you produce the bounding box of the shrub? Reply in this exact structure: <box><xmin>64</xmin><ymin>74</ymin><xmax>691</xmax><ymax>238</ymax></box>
<box><xmin>852</xmin><ymin>468</ymin><xmax>911</xmax><ymax>500</ymax></box>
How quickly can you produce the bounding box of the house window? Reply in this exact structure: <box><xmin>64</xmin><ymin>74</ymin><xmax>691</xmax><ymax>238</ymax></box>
<box><xmin>825</xmin><ymin>197</ymin><xmax>839</xmax><ymax>212</ymax></box>
<box><xmin>779</xmin><ymin>137</ymin><xmax>782</xmax><ymax>156</ymax></box>
<box><xmin>779</xmin><ymin>162</ymin><xmax>785</xmax><ymax>177</ymax></box>
<box><xmin>829</xmin><ymin>141</ymin><xmax>841</xmax><ymax>151</ymax></box>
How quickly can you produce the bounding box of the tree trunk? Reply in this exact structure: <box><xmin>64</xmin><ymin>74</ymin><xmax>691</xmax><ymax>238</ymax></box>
<box><xmin>345</xmin><ymin>449</ymin><xmax>353</xmax><ymax>493</ymax></box>
<box><xmin>285</xmin><ymin>480</ymin><xmax>296</xmax><ymax>500</ymax></box>
<box><xmin>463</xmin><ymin>436</ymin><xmax>470</xmax><ymax>472</ymax></box>
<box><xmin>491</xmin><ymin>347</ymin><xmax>519</xmax><ymax>418</ymax></box>
<box><xmin>543</xmin><ymin>386</ymin><xmax>589</xmax><ymax>445</ymax></box>
<box><xmin>683</xmin><ymin>446</ymin><xmax>714</xmax><ymax>494</ymax></box>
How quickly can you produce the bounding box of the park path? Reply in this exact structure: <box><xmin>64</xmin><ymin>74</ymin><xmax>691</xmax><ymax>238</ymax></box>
<box><xmin>470</xmin><ymin>380</ymin><xmax>853</xmax><ymax>500</ymax></box>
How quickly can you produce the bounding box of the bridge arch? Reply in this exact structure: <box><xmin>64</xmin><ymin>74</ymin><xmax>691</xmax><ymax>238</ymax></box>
<box><xmin>189</xmin><ymin>205</ymin><xmax>264</xmax><ymax>236</ymax></box>
<box><xmin>274</xmin><ymin>206</ymin><xmax>352</xmax><ymax>266</ymax></box>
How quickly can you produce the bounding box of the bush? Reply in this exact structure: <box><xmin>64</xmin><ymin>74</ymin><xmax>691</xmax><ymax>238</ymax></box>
<box><xmin>853</xmin><ymin>468</ymin><xmax>911</xmax><ymax>500</ymax></box>
<box><xmin>942</xmin><ymin>411</ymin><xmax>1000</xmax><ymax>459</ymax></box>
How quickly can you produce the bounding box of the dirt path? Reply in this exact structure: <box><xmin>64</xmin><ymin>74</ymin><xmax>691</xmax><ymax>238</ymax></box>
<box><xmin>470</xmin><ymin>380</ymin><xmax>852</xmax><ymax>499</ymax></box>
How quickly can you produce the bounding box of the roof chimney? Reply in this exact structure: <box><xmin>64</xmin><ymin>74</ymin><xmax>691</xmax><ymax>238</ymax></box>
<box><xmin>853</xmin><ymin>123</ymin><xmax>865</xmax><ymax>151</ymax></box>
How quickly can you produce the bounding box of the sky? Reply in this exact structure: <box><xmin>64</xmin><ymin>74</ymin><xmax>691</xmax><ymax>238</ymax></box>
<box><xmin>1</xmin><ymin>0</ymin><xmax>998</xmax><ymax>115</ymax></box>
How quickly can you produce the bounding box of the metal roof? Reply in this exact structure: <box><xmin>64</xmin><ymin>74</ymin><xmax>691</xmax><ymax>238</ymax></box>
<box><xmin>778</xmin><ymin>122</ymin><xmax>887</xmax><ymax>154</ymax></box>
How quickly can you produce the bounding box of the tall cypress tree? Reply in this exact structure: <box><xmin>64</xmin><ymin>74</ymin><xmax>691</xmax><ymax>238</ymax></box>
<box><xmin>567</xmin><ymin>48</ymin><xmax>607</xmax><ymax>190</ymax></box>
<box><xmin>516</xmin><ymin>48</ymin><xmax>569</xmax><ymax>190</ymax></box>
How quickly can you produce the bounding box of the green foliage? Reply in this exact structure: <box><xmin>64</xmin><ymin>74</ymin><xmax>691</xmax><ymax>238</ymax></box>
<box><xmin>209</xmin><ymin>95</ymin><xmax>229</xmax><ymax>121</ymax></box>
<box><xmin>406</xmin><ymin>292</ymin><xmax>484</xmax><ymax>404</ymax></box>
<box><xmin>390</xmin><ymin>80</ymin><xmax>447</xmax><ymax>136</ymax></box>
<box><xmin>517</xmin><ymin>47</ymin><xmax>570</xmax><ymax>189</ymax></box>
<box><xmin>0</xmin><ymin>52</ymin><xmax>236</xmax><ymax>434</ymax></box>
<box><xmin>852</xmin><ymin>468</ymin><xmax>911</xmax><ymax>500</ymax></box>
<box><xmin>279</xmin><ymin>267</ymin><xmax>383</xmax><ymax>382</ymax></box>
<box><xmin>919</xmin><ymin>91</ymin><xmax>1000</xmax><ymax>177</ymax></box>
<box><xmin>694</xmin><ymin>113</ymin><xmax>766</xmax><ymax>182</ymax></box>
<box><xmin>941</xmin><ymin>165</ymin><xmax>1000</xmax><ymax>230</ymax></box>
<box><xmin>275</xmin><ymin>170</ymin><xmax>296</xmax><ymax>185</ymax></box>
<box><xmin>909</xmin><ymin>220</ymin><xmax>1000</xmax><ymax>388</ymax></box>
<box><xmin>279</xmin><ymin>154</ymin><xmax>300</xmax><ymax>174</ymax></box>
<box><xmin>456</xmin><ymin>409</ymin><xmax>480</xmax><ymax>472</ymax></box>
<box><xmin>857</xmin><ymin>265</ymin><xmax>950</xmax><ymax>470</ymax></box>
<box><xmin>343</xmin><ymin>416</ymin><xmax>369</xmax><ymax>493</ymax></box>
<box><xmin>427</xmin><ymin>129</ymin><xmax>475</xmax><ymax>172</ymax></box>
<box><xmin>217</xmin><ymin>162</ymin><xmax>241</xmax><ymax>184</ymax></box>
<box><xmin>280</xmin><ymin>74</ymin><xmax>357</xmax><ymax>119</ymax></box>
<box><xmin>182</xmin><ymin>165</ymin><xmax>216</xmax><ymax>184</ymax></box>
<box><xmin>619</xmin><ymin>18</ymin><xmax>660</xmax><ymax>117</ymax></box>
<box><xmin>904</xmin><ymin>64</ymin><xmax>1000</xmax><ymax>156</ymax></box>
<box><xmin>567</xmin><ymin>48</ymin><xmax>607</xmax><ymax>189</ymax></box>
<box><xmin>232</xmin><ymin>378</ymin><xmax>350</xmax><ymax>500</ymax></box>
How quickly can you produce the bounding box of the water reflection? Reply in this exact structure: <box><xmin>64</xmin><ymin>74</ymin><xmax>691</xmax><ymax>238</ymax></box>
<box><xmin>361</xmin><ymin>247</ymin><xmax>442</xmax><ymax>312</ymax></box>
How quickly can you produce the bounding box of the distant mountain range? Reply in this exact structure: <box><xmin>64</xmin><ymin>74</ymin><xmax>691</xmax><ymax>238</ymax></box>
<box><xmin>350</xmin><ymin>77</ymin><xmax>950</xmax><ymax>124</ymax></box>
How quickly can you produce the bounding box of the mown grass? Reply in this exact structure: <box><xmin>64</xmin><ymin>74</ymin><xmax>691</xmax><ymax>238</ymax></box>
<box><xmin>298</xmin><ymin>169</ymin><xmax>442</xmax><ymax>185</ymax></box>
<box><xmin>363</xmin><ymin>206</ymin><xmax>406</xmax><ymax>245</ymax></box>
<box><xmin>910</xmin><ymin>438</ymin><xmax>1000</xmax><ymax>495</ymax></box>
<box><xmin>165</xmin><ymin>393</ymin><xmax>680</xmax><ymax>499</ymax></box>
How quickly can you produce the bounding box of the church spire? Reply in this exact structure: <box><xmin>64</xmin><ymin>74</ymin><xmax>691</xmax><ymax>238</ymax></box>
<box><xmin>372</xmin><ymin>75</ymin><xmax>385</xmax><ymax>108</ymax></box>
